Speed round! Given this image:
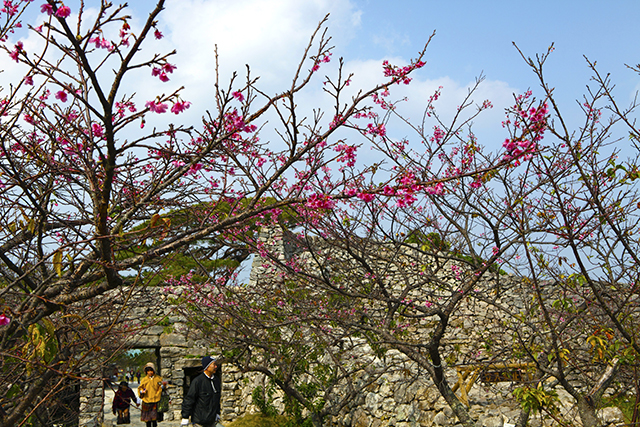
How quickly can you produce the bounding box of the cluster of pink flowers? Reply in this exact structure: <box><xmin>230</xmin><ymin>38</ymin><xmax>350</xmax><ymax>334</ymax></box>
<box><xmin>425</xmin><ymin>182</ymin><xmax>444</xmax><ymax>195</ymax></box>
<box><xmin>311</xmin><ymin>52</ymin><xmax>331</xmax><ymax>72</ymax></box>
<box><xmin>115</xmin><ymin>101</ymin><xmax>136</xmax><ymax>118</ymax></box>
<box><xmin>41</xmin><ymin>2</ymin><xmax>70</xmax><ymax>18</ymax></box>
<box><xmin>502</xmin><ymin>91</ymin><xmax>548</xmax><ymax>163</ymax></box>
<box><xmin>223</xmin><ymin>109</ymin><xmax>256</xmax><ymax>134</ymax></box>
<box><xmin>334</xmin><ymin>143</ymin><xmax>357</xmax><ymax>167</ymax></box>
<box><xmin>353</xmin><ymin>110</ymin><xmax>377</xmax><ymax>120</ymax></box>
<box><xmin>144</xmin><ymin>99</ymin><xmax>191</xmax><ymax>115</ymax></box>
<box><xmin>306</xmin><ymin>193</ymin><xmax>336</xmax><ymax>210</ymax></box>
<box><xmin>89</xmin><ymin>35</ymin><xmax>113</xmax><ymax>51</ymax></box>
<box><xmin>328</xmin><ymin>114</ymin><xmax>343</xmax><ymax>130</ymax></box>
<box><xmin>373</xmin><ymin>172</ymin><xmax>425</xmax><ymax>207</ymax></box>
<box><xmin>151</xmin><ymin>63</ymin><xmax>176</xmax><ymax>82</ymax></box>
<box><xmin>0</xmin><ymin>97</ymin><xmax>8</xmax><ymax>116</ymax></box>
<box><xmin>430</xmin><ymin>126</ymin><xmax>445</xmax><ymax>144</ymax></box>
<box><xmin>119</xmin><ymin>21</ymin><xmax>131</xmax><ymax>46</ymax></box>
<box><xmin>371</xmin><ymin>88</ymin><xmax>391</xmax><ymax>110</ymax></box>
<box><xmin>186</xmin><ymin>162</ymin><xmax>204</xmax><ymax>176</ymax></box>
<box><xmin>170</xmin><ymin>100</ymin><xmax>190</xmax><ymax>115</ymax></box>
<box><xmin>9</xmin><ymin>40</ymin><xmax>22</xmax><ymax>62</ymax></box>
<box><xmin>365</xmin><ymin>122</ymin><xmax>386</xmax><ymax>138</ymax></box>
<box><xmin>382</xmin><ymin>59</ymin><xmax>426</xmax><ymax>85</ymax></box>
<box><xmin>2</xmin><ymin>0</ymin><xmax>19</xmax><ymax>16</ymax></box>
<box><xmin>91</xmin><ymin>123</ymin><xmax>104</xmax><ymax>138</ymax></box>
<box><xmin>357</xmin><ymin>192</ymin><xmax>375</xmax><ymax>202</ymax></box>
<box><xmin>469</xmin><ymin>177</ymin><xmax>483</xmax><ymax>189</ymax></box>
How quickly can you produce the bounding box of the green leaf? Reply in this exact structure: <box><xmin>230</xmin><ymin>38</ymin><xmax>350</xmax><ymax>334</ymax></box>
<box><xmin>53</xmin><ymin>251</ymin><xmax>63</xmax><ymax>277</ymax></box>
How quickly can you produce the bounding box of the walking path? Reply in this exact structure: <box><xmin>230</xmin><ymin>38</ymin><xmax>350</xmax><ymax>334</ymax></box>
<box><xmin>104</xmin><ymin>383</ymin><xmax>183</xmax><ymax>427</ymax></box>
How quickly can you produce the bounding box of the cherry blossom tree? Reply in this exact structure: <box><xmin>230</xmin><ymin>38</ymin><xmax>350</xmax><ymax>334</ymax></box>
<box><xmin>184</xmin><ymin>47</ymin><xmax>640</xmax><ymax>427</ymax></box>
<box><xmin>491</xmin><ymin>48</ymin><xmax>640</xmax><ymax>427</ymax></box>
<box><xmin>173</xmin><ymin>71</ymin><xmax>541</xmax><ymax>426</ymax></box>
<box><xmin>0</xmin><ymin>0</ymin><xmax>437</xmax><ymax>424</ymax></box>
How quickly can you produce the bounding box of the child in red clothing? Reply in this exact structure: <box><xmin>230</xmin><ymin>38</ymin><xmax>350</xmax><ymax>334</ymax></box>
<box><xmin>112</xmin><ymin>381</ymin><xmax>139</xmax><ymax>424</ymax></box>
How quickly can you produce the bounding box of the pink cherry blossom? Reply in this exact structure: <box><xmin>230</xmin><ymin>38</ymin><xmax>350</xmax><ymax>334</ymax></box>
<box><xmin>365</xmin><ymin>123</ymin><xmax>386</xmax><ymax>138</ymax></box>
<box><xmin>425</xmin><ymin>182</ymin><xmax>444</xmax><ymax>195</ymax></box>
<box><xmin>382</xmin><ymin>59</ymin><xmax>426</xmax><ymax>85</ymax></box>
<box><xmin>151</xmin><ymin>68</ymin><xmax>169</xmax><ymax>82</ymax></box>
<box><xmin>91</xmin><ymin>123</ymin><xmax>104</xmax><ymax>138</ymax></box>
<box><xmin>431</xmin><ymin>126</ymin><xmax>445</xmax><ymax>144</ymax></box>
<box><xmin>55</xmin><ymin>90</ymin><xmax>68</xmax><ymax>103</ymax></box>
<box><xmin>55</xmin><ymin>5</ymin><xmax>70</xmax><ymax>18</ymax></box>
<box><xmin>170</xmin><ymin>100</ymin><xmax>191</xmax><ymax>115</ymax></box>
<box><xmin>89</xmin><ymin>36</ymin><xmax>113</xmax><ymax>50</ymax></box>
<box><xmin>24</xmin><ymin>75</ymin><xmax>33</xmax><ymax>85</ymax></box>
<box><xmin>40</xmin><ymin>3</ymin><xmax>53</xmax><ymax>15</ymax></box>
<box><xmin>0</xmin><ymin>314</ymin><xmax>9</xmax><ymax>326</ymax></box>
<box><xmin>145</xmin><ymin>100</ymin><xmax>168</xmax><ymax>114</ymax></box>
<box><xmin>151</xmin><ymin>63</ymin><xmax>176</xmax><ymax>82</ymax></box>
<box><xmin>469</xmin><ymin>178</ymin><xmax>482</xmax><ymax>189</ymax></box>
<box><xmin>232</xmin><ymin>91</ymin><xmax>244</xmax><ymax>102</ymax></box>
<box><xmin>357</xmin><ymin>192</ymin><xmax>375</xmax><ymax>202</ymax></box>
<box><xmin>0</xmin><ymin>99</ymin><xmax>8</xmax><ymax>117</ymax></box>
<box><xmin>9</xmin><ymin>41</ymin><xmax>22</xmax><ymax>63</ymax></box>
<box><xmin>154</xmin><ymin>28</ymin><xmax>163</xmax><ymax>39</ymax></box>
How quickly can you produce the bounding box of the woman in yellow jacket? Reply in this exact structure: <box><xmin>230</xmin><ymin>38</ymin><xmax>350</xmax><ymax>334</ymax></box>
<box><xmin>138</xmin><ymin>362</ymin><xmax>165</xmax><ymax>427</ymax></box>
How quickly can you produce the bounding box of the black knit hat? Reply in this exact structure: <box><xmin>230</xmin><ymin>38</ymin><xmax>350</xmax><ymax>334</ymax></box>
<box><xmin>202</xmin><ymin>355</ymin><xmax>217</xmax><ymax>370</ymax></box>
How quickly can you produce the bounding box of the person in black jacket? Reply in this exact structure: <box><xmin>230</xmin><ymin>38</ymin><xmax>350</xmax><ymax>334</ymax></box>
<box><xmin>181</xmin><ymin>356</ymin><xmax>222</xmax><ymax>427</ymax></box>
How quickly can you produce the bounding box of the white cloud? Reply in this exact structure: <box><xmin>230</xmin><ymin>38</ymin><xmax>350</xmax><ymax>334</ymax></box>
<box><xmin>1</xmin><ymin>1</ymin><xmax>516</xmax><ymax>152</ymax></box>
<box><xmin>159</xmin><ymin>0</ymin><xmax>362</xmax><ymax>104</ymax></box>
<box><xmin>308</xmin><ymin>57</ymin><xmax>518</xmax><ymax>150</ymax></box>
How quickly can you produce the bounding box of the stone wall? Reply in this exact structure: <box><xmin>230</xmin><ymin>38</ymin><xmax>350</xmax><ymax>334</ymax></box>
<box><xmin>78</xmin><ymin>293</ymin><xmax>625</xmax><ymax>427</ymax></box>
<box><xmin>77</xmin><ymin>232</ymin><xmax>626</xmax><ymax>427</ymax></box>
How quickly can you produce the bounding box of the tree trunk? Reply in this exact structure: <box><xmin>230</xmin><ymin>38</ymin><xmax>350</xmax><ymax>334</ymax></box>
<box><xmin>577</xmin><ymin>396</ymin><xmax>600</xmax><ymax>427</ymax></box>
<box><xmin>429</xmin><ymin>348</ymin><xmax>475</xmax><ymax>427</ymax></box>
<box><xmin>515</xmin><ymin>408</ymin><xmax>530</xmax><ymax>427</ymax></box>
<box><xmin>311</xmin><ymin>411</ymin><xmax>324</xmax><ymax>427</ymax></box>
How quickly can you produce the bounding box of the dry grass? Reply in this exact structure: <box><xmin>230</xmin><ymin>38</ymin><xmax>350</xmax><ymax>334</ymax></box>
<box><xmin>226</xmin><ymin>413</ymin><xmax>292</xmax><ymax>427</ymax></box>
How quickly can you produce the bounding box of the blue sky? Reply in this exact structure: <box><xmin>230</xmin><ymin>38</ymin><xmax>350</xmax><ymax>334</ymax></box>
<box><xmin>4</xmin><ymin>0</ymin><xmax>638</xmax><ymax>281</ymax></box>
<box><xmin>8</xmin><ymin>0</ymin><xmax>639</xmax><ymax>140</ymax></box>
<box><xmin>347</xmin><ymin>1</ymin><xmax>640</xmax><ymax>119</ymax></box>
<box><xmin>140</xmin><ymin>0</ymin><xmax>639</xmax><ymax>145</ymax></box>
